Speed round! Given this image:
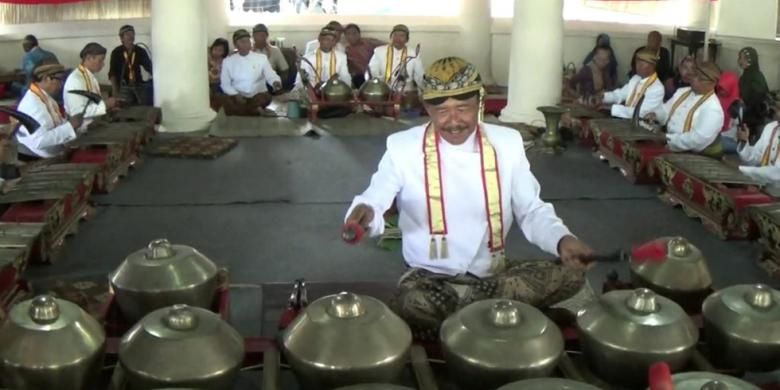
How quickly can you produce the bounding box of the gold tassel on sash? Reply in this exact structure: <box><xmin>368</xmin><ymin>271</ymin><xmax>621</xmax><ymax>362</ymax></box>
<box><xmin>429</xmin><ymin>237</ymin><xmax>438</xmax><ymax>259</ymax></box>
<box><xmin>440</xmin><ymin>236</ymin><xmax>449</xmax><ymax>259</ymax></box>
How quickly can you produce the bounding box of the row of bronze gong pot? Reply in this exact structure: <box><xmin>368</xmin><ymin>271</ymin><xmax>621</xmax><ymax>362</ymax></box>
<box><xmin>0</xmin><ymin>236</ymin><xmax>778</xmax><ymax>389</ymax></box>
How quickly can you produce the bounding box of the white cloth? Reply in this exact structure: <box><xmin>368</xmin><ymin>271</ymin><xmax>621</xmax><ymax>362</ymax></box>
<box><xmin>739</xmin><ymin>121</ymin><xmax>780</xmax><ymax>188</ymax></box>
<box><xmin>295</xmin><ymin>49</ymin><xmax>351</xmax><ymax>88</ymax></box>
<box><xmin>345</xmin><ymin>123</ymin><xmax>572</xmax><ymax>277</ymax></box>
<box><xmin>63</xmin><ymin>65</ymin><xmax>107</xmax><ymax>131</ymax></box>
<box><xmin>220</xmin><ymin>51</ymin><xmax>281</xmax><ymax>97</ymax></box>
<box><xmin>304</xmin><ymin>40</ymin><xmax>345</xmax><ymax>55</ymax></box>
<box><xmin>16</xmin><ymin>86</ymin><xmax>77</xmax><ymax>158</ymax></box>
<box><xmin>653</xmin><ymin>87</ymin><xmax>724</xmax><ymax>152</ymax></box>
<box><xmin>367</xmin><ymin>45</ymin><xmax>424</xmax><ymax>92</ymax></box>
<box><xmin>603</xmin><ymin>74</ymin><xmax>664</xmax><ymax>119</ymax></box>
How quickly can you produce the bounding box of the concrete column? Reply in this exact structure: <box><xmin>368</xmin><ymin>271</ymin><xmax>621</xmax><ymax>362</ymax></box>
<box><xmin>151</xmin><ymin>0</ymin><xmax>215</xmax><ymax>132</ymax></box>
<box><xmin>459</xmin><ymin>0</ymin><xmax>494</xmax><ymax>85</ymax></box>
<box><xmin>499</xmin><ymin>0</ymin><xmax>564</xmax><ymax>124</ymax></box>
<box><xmin>205</xmin><ymin>0</ymin><xmax>229</xmax><ymax>44</ymax></box>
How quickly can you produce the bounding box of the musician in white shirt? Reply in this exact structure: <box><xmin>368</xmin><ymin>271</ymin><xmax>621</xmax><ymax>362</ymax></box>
<box><xmin>296</xmin><ymin>27</ymin><xmax>351</xmax><ymax>89</ymax></box>
<box><xmin>368</xmin><ymin>24</ymin><xmax>424</xmax><ymax>93</ymax></box>
<box><xmin>645</xmin><ymin>62</ymin><xmax>724</xmax><ymax>158</ymax></box>
<box><xmin>16</xmin><ymin>63</ymin><xmax>82</xmax><ymax>159</ymax></box>
<box><xmin>304</xmin><ymin>20</ymin><xmax>346</xmax><ymax>55</ymax></box>
<box><xmin>737</xmin><ymin>98</ymin><xmax>780</xmax><ymax>190</ymax></box>
<box><xmin>220</xmin><ymin>29</ymin><xmax>282</xmax><ymax>116</ymax></box>
<box><xmin>597</xmin><ymin>48</ymin><xmax>664</xmax><ymax>119</ymax></box>
<box><xmin>344</xmin><ymin>57</ymin><xmax>593</xmax><ymax>338</ymax></box>
<box><xmin>64</xmin><ymin>42</ymin><xmax>118</xmax><ymax>131</ymax></box>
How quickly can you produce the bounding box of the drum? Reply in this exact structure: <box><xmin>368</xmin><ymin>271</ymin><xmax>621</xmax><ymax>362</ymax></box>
<box><xmin>655</xmin><ymin>153</ymin><xmax>775</xmax><ymax>239</ymax></box>
<box><xmin>591</xmin><ymin>118</ymin><xmax>667</xmax><ymax>184</ymax></box>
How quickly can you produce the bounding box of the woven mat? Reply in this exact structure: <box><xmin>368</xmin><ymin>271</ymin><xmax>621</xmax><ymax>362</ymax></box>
<box><xmin>146</xmin><ymin>137</ymin><xmax>238</xmax><ymax>159</ymax></box>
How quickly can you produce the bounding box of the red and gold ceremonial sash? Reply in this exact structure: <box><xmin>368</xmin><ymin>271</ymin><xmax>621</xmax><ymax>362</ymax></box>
<box><xmin>315</xmin><ymin>48</ymin><xmax>337</xmax><ymax>82</ymax></box>
<box><xmin>760</xmin><ymin>124</ymin><xmax>780</xmax><ymax>166</ymax></box>
<box><xmin>667</xmin><ymin>89</ymin><xmax>715</xmax><ymax>133</ymax></box>
<box><xmin>384</xmin><ymin>45</ymin><xmax>407</xmax><ymax>83</ymax></box>
<box><xmin>626</xmin><ymin>73</ymin><xmax>658</xmax><ymax>107</ymax></box>
<box><xmin>423</xmin><ymin>124</ymin><xmax>504</xmax><ymax>260</ymax></box>
<box><xmin>124</xmin><ymin>50</ymin><xmax>136</xmax><ymax>82</ymax></box>
<box><xmin>77</xmin><ymin>65</ymin><xmax>98</xmax><ymax>94</ymax></box>
<box><xmin>29</xmin><ymin>83</ymin><xmax>64</xmax><ymax>126</ymax></box>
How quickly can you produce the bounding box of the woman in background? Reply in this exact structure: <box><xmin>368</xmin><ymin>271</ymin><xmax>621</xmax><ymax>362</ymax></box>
<box><xmin>208</xmin><ymin>38</ymin><xmax>230</xmax><ymax>110</ymax></box>
<box><xmin>739</xmin><ymin>47</ymin><xmax>770</xmax><ymax>138</ymax></box>
<box><xmin>665</xmin><ymin>55</ymin><xmax>695</xmax><ymax>100</ymax></box>
<box><xmin>582</xmin><ymin>33</ymin><xmax>618</xmax><ymax>85</ymax></box>
<box><xmin>717</xmin><ymin>71</ymin><xmax>742</xmax><ymax>153</ymax></box>
<box><xmin>567</xmin><ymin>45</ymin><xmax>615</xmax><ymax>100</ymax></box>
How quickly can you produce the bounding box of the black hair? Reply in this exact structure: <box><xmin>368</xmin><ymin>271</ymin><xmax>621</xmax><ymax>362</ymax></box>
<box><xmin>23</xmin><ymin>34</ymin><xmax>38</xmax><ymax>47</ymax></box>
<box><xmin>344</xmin><ymin>23</ymin><xmax>360</xmax><ymax>33</ymax></box>
<box><xmin>423</xmin><ymin>89</ymin><xmax>481</xmax><ymax>106</ymax></box>
<box><xmin>79</xmin><ymin>42</ymin><xmax>107</xmax><ymax>60</ymax></box>
<box><xmin>210</xmin><ymin>38</ymin><xmax>230</xmax><ymax>59</ymax></box>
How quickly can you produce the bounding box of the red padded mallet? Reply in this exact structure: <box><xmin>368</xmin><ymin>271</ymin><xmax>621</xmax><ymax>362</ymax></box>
<box><xmin>341</xmin><ymin>222</ymin><xmax>366</xmax><ymax>245</ymax></box>
<box><xmin>648</xmin><ymin>362</ymin><xmax>674</xmax><ymax>390</ymax></box>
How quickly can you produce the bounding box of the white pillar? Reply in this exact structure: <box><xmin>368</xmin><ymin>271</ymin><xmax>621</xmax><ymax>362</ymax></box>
<box><xmin>459</xmin><ymin>0</ymin><xmax>494</xmax><ymax>85</ymax></box>
<box><xmin>152</xmin><ymin>0</ymin><xmax>215</xmax><ymax>132</ymax></box>
<box><xmin>499</xmin><ymin>0</ymin><xmax>564</xmax><ymax>124</ymax></box>
<box><xmin>205</xmin><ymin>0</ymin><xmax>229</xmax><ymax>44</ymax></box>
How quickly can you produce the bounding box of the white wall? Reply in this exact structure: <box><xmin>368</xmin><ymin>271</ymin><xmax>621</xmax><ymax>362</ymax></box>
<box><xmin>0</xmin><ymin>0</ymin><xmax>778</xmax><ymax>89</ymax></box>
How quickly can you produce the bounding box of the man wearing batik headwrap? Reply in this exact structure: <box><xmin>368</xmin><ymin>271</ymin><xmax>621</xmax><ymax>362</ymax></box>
<box><xmin>16</xmin><ymin>62</ymin><xmax>82</xmax><ymax>159</ymax></box>
<box><xmin>252</xmin><ymin>24</ymin><xmax>290</xmax><ymax>85</ymax></box>
<box><xmin>304</xmin><ymin>20</ymin><xmax>346</xmax><ymax>55</ymax></box>
<box><xmin>595</xmin><ymin>48</ymin><xmax>664</xmax><ymax>119</ymax></box>
<box><xmin>109</xmin><ymin>25</ymin><xmax>153</xmax><ymax>106</ymax></box>
<box><xmin>736</xmin><ymin>96</ymin><xmax>780</xmax><ymax>193</ymax></box>
<box><xmin>221</xmin><ymin>29</ymin><xmax>282</xmax><ymax>116</ymax></box>
<box><xmin>368</xmin><ymin>24</ymin><xmax>424</xmax><ymax>95</ymax></box>
<box><xmin>297</xmin><ymin>27</ymin><xmax>351</xmax><ymax>88</ymax></box>
<box><xmin>645</xmin><ymin>62</ymin><xmax>724</xmax><ymax>158</ymax></box>
<box><xmin>344</xmin><ymin>57</ymin><xmax>594</xmax><ymax>339</ymax></box>
<box><xmin>64</xmin><ymin>42</ymin><xmax>119</xmax><ymax>131</ymax></box>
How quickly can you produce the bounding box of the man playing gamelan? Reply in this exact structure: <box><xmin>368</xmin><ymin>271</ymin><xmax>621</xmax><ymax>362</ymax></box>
<box><xmin>297</xmin><ymin>27</ymin><xmax>352</xmax><ymax>89</ymax></box>
<box><xmin>16</xmin><ymin>62</ymin><xmax>82</xmax><ymax>160</ymax></box>
<box><xmin>64</xmin><ymin>42</ymin><xmax>119</xmax><ymax>131</ymax></box>
<box><xmin>596</xmin><ymin>48</ymin><xmax>664</xmax><ymax>120</ymax></box>
<box><xmin>344</xmin><ymin>57</ymin><xmax>594</xmax><ymax>338</ymax></box>
<box><xmin>368</xmin><ymin>24</ymin><xmax>424</xmax><ymax>94</ymax></box>
<box><xmin>735</xmin><ymin>98</ymin><xmax>780</xmax><ymax>191</ymax></box>
<box><xmin>645</xmin><ymin>62</ymin><xmax>724</xmax><ymax>158</ymax></box>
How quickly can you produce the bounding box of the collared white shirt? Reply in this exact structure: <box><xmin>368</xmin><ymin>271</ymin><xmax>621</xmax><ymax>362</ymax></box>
<box><xmin>304</xmin><ymin>40</ymin><xmax>346</xmax><ymax>55</ymax></box>
<box><xmin>64</xmin><ymin>65</ymin><xmax>107</xmax><ymax>131</ymax></box>
<box><xmin>368</xmin><ymin>44</ymin><xmax>424</xmax><ymax>92</ymax></box>
<box><xmin>603</xmin><ymin>74</ymin><xmax>664</xmax><ymax>119</ymax></box>
<box><xmin>345</xmin><ymin>123</ymin><xmax>572</xmax><ymax>277</ymax></box>
<box><xmin>296</xmin><ymin>49</ymin><xmax>351</xmax><ymax>88</ymax></box>
<box><xmin>220</xmin><ymin>51</ymin><xmax>281</xmax><ymax>97</ymax></box>
<box><xmin>16</xmin><ymin>86</ymin><xmax>77</xmax><ymax>158</ymax></box>
<box><xmin>739</xmin><ymin>121</ymin><xmax>780</xmax><ymax>188</ymax></box>
<box><xmin>654</xmin><ymin>87</ymin><xmax>724</xmax><ymax>152</ymax></box>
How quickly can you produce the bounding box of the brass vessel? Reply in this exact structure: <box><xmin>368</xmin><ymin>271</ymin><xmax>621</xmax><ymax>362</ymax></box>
<box><xmin>0</xmin><ymin>295</ymin><xmax>105</xmax><ymax>390</ymax></box>
<box><xmin>281</xmin><ymin>292</ymin><xmax>412</xmax><ymax>389</ymax></box>
<box><xmin>119</xmin><ymin>304</ymin><xmax>244</xmax><ymax>389</ymax></box>
<box><xmin>670</xmin><ymin>372</ymin><xmax>760</xmax><ymax>390</ymax></box>
<box><xmin>577</xmin><ymin>288</ymin><xmax>699</xmax><ymax>387</ymax></box>
<box><xmin>441</xmin><ymin>299</ymin><xmax>563</xmax><ymax>389</ymax></box>
<box><xmin>322</xmin><ymin>76</ymin><xmax>353</xmax><ymax>102</ymax></box>
<box><xmin>498</xmin><ymin>378</ymin><xmax>602</xmax><ymax>389</ymax></box>
<box><xmin>359</xmin><ymin>77</ymin><xmax>391</xmax><ymax>103</ymax></box>
<box><xmin>109</xmin><ymin>238</ymin><xmax>219</xmax><ymax>322</ymax></box>
<box><xmin>537</xmin><ymin>105</ymin><xmax>569</xmax><ymax>152</ymax></box>
<box><xmin>702</xmin><ymin>284</ymin><xmax>780</xmax><ymax>371</ymax></box>
<box><xmin>630</xmin><ymin>236</ymin><xmax>712</xmax><ymax>311</ymax></box>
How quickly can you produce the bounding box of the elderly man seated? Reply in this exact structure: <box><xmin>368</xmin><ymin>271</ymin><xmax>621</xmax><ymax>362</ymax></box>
<box><xmin>368</xmin><ymin>24</ymin><xmax>425</xmax><ymax>103</ymax></box>
<box><xmin>296</xmin><ymin>27</ymin><xmax>351</xmax><ymax>89</ymax></box>
<box><xmin>220</xmin><ymin>29</ymin><xmax>282</xmax><ymax>116</ymax></box>
<box><xmin>16</xmin><ymin>62</ymin><xmax>82</xmax><ymax>160</ymax></box>
<box><xmin>64</xmin><ymin>42</ymin><xmax>119</xmax><ymax>131</ymax></box>
<box><xmin>736</xmin><ymin>97</ymin><xmax>780</xmax><ymax>192</ymax></box>
<box><xmin>645</xmin><ymin>62</ymin><xmax>724</xmax><ymax>158</ymax></box>
<box><xmin>595</xmin><ymin>48</ymin><xmax>664</xmax><ymax>119</ymax></box>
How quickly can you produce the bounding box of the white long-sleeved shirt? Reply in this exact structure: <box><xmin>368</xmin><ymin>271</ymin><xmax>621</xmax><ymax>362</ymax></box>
<box><xmin>16</xmin><ymin>85</ymin><xmax>77</xmax><ymax>158</ymax></box>
<box><xmin>64</xmin><ymin>65</ymin><xmax>107</xmax><ymax>131</ymax></box>
<box><xmin>296</xmin><ymin>49</ymin><xmax>351</xmax><ymax>88</ymax></box>
<box><xmin>344</xmin><ymin>123</ymin><xmax>572</xmax><ymax>277</ymax></box>
<box><xmin>220</xmin><ymin>51</ymin><xmax>281</xmax><ymax>98</ymax></box>
<box><xmin>739</xmin><ymin>121</ymin><xmax>780</xmax><ymax>187</ymax></box>
<box><xmin>368</xmin><ymin>45</ymin><xmax>424</xmax><ymax>92</ymax></box>
<box><xmin>653</xmin><ymin>87</ymin><xmax>724</xmax><ymax>152</ymax></box>
<box><xmin>603</xmin><ymin>74</ymin><xmax>664</xmax><ymax>119</ymax></box>
<box><xmin>304</xmin><ymin>40</ymin><xmax>345</xmax><ymax>55</ymax></box>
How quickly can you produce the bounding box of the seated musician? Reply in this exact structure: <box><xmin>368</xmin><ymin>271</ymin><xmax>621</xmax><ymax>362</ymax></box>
<box><xmin>645</xmin><ymin>62</ymin><xmax>724</xmax><ymax>158</ymax></box>
<box><xmin>252</xmin><ymin>24</ymin><xmax>290</xmax><ymax>89</ymax></box>
<box><xmin>595</xmin><ymin>48</ymin><xmax>664</xmax><ymax>119</ymax></box>
<box><xmin>16</xmin><ymin>62</ymin><xmax>82</xmax><ymax>160</ymax></box>
<box><xmin>304</xmin><ymin>20</ymin><xmax>346</xmax><ymax>55</ymax></box>
<box><xmin>344</xmin><ymin>23</ymin><xmax>385</xmax><ymax>89</ymax></box>
<box><xmin>736</xmin><ymin>98</ymin><xmax>780</xmax><ymax>189</ymax></box>
<box><xmin>64</xmin><ymin>43</ymin><xmax>119</xmax><ymax>132</ymax></box>
<box><xmin>220</xmin><ymin>29</ymin><xmax>282</xmax><ymax>116</ymax></box>
<box><xmin>564</xmin><ymin>45</ymin><xmax>615</xmax><ymax>101</ymax></box>
<box><xmin>296</xmin><ymin>27</ymin><xmax>352</xmax><ymax>88</ymax></box>
<box><xmin>344</xmin><ymin>57</ymin><xmax>594</xmax><ymax>339</ymax></box>
<box><xmin>367</xmin><ymin>24</ymin><xmax>425</xmax><ymax>99</ymax></box>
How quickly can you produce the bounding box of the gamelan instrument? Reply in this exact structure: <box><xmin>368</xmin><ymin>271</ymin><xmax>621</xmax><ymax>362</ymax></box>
<box><xmin>591</xmin><ymin>117</ymin><xmax>667</xmax><ymax>184</ymax></box>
